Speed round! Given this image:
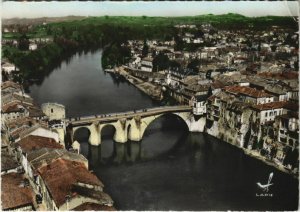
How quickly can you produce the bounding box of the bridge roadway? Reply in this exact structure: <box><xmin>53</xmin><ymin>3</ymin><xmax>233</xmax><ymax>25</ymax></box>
<box><xmin>66</xmin><ymin>105</ymin><xmax>192</xmax><ymax>126</ymax></box>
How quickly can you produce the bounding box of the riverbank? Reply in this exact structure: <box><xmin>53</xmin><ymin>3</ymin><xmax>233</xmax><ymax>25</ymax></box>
<box><xmin>116</xmin><ymin>66</ymin><xmax>163</xmax><ymax>101</ymax></box>
<box><xmin>243</xmin><ymin>149</ymin><xmax>298</xmax><ymax>179</ymax></box>
<box><xmin>106</xmin><ymin>66</ymin><xmax>298</xmax><ymax>178</ymax></box>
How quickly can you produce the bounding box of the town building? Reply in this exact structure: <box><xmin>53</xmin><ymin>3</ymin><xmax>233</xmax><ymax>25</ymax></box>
<box><xmin>41</xmin><ymin>103</ymin><xmax>66</xmax><ymax>121</ymax></box>
<box><xmin>140</xmin><ymin>57</ymin><xmax>153</xmax><ymax>72</ymax></box>
<box><xmin>1</xmin><ymin>173</ymin><xmax>35</xmax><ymax>211</ymax></box>
<box><xmin>37</xmin><ymin>158</ymin><xmax>113</xmax><ymax>210</ymax></box>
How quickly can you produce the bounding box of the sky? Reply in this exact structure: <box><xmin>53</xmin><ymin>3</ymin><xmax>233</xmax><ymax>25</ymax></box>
<box><xmin>1</xmin><ymin>1</ymin><xmax>299</xmax><ymax>19</ymax></box>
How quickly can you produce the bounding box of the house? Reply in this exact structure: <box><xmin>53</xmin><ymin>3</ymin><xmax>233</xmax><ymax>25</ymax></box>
<box><xmin>1</xmin><ymin>149</ymin><xmax>22</xmax><ymax>175</ymax></box>
<box><xmin>14</xmin><ymin>135</ymin><xmax>64</xmax><ymax>166</ymax></box>
<box><xmin>1</xmin><ymin>62</ymin><xmax>19</xmax><ymax>74</ymax></box>
<box><xmin>251</xmin><ymin>101</ymin><xmax>298</xmax><ymax>124</ymax></box>
<box><xmin>224</xmin><ymin>85</ymin><xmax>275</xmax><ymax>105</ymax></box>
<box><xmin>26</xmin><ymin>148</ymin><xmax>88</xmax><ymax>179</ymax></box>
<box><xmin>23</xmin><ymin>126</ymin><xmax>61</xmax><ymax>144</ymax></box>
<box><xmin>276</xmin><ymin>112</ymin><xmax>299</xmax><ymax>149</ymax></box>
<box><xmin>29</xmin><ymin>43</ymin><xmax>38</xmax><ymax>51</ymax></box>
<box><xmin>23</xmin><ymin>148</ymin><xmax>89</xmax><ymax>196</ymax></box>
<box><xmin>16</xmin><ymin>135</ymin><xmax>63</xmax><ymax>155</ymax></box>
<box><xmin>1</xmin><ymin>102</ymin><xmax>29</xmax><ymax>123</ymax></box>
<box><xmin>37</xmin><ymin>158</ymin><xmax>113</xmax><ymax>210</ymax></box>
<box><xmin>73</xmin><ymin>202</ymin><xmax>116</xmax><ymax>211</ymax></box>
<box><xmin>1</xmin><ymin>173</ymin><xmax>35</xmax><ymax>211</ymax></box>
<box><xmin>190</xmin><ymin>94</ymin><xmax>207</xmax><ymax>115</ymax></box>
<box><xmin>1</xmin><ymin>81</ymin><xmax>22</xmax><ymax>94</ymax></box>
<box><xmin>5</xmin><ymin>118</ymin><xmax>49</xmax><ymax>143</ymax></box>
<box><xmin>41</xmin><ymin>103</ymin><xmax>66</xmax><ymax>121</ymax></box>
<box><xmin>140</xmin><ymin>57</ymin><xmax>153</xmax><ymax>72</ymax></box>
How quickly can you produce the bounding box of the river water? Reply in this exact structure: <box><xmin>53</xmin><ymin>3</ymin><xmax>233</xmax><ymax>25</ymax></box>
<box><xmin>28</xmin><ymin>50</ymin><xmax>298</xmax><ymax>210</ymax></box>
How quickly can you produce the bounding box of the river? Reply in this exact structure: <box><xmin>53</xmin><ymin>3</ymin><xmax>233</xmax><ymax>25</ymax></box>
<box><xmin>28</xmin><ymin>50</ymin><xmax>298</xmax><ymax>210</ymax></box>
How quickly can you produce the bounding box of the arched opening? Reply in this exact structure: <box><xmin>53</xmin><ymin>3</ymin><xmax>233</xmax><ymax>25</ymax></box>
<box><xmin>73</xmin><ymin>127</ymin><xmax>90</xmax><ymax>158</ymax></box>
<box><xmin>141</xmin><ymin>113</ymin><xmax>189</xmax><ymax>159</ymax></box>
<box><xmin>100</xmin><ymin>124</ymin><xmax>116</xmax><ymax>160</ymax></box>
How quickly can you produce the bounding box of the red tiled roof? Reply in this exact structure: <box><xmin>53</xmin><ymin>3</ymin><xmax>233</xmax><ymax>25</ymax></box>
<box><xmin>258</xmin><ymin>71</ymin><xmax>298</xmax><ymax>80</ymax></box>
<box><xmin>2</xmin><ymin>102</ymin><xmax>25</xmax><ymax>113</ymax></box>
<box><xmin>1</xmin><ymin>150</ymin><xmax>20</xmax><ymax>172</ymax></box>
<box><xmin>211</xmin><ymin>80</ymin><xmax>225</xmax><ymax>89</ymax></box>
<box><xmin>225</xmin><ymin>86</ymin><xmax>273</xmax><ymax>98</ymax></box>
<box><xmin>252</xmin><ymin>101</ymin><xmax>298</xmax><ymax>111</ymax></box>
<box><xmin>1</xmin><ymin>81</ymin><xmax>21</xmax><ymax>90</ymax></box>
<box><xmin>73</xmin><ymin>203</ymin><xmax>116</xmax><ymax>211</ymax></box>
<box><xmin>6</xmin><ymin>117</ymin><xmax>37</xmax><ymax>129</ymax></box>
<box><xmin>17</xmin><ymin>135</ymin><xmax>63</xmax><ymax>153</ymax></box>
<box><xmin>38</xmin><ymin>158</ymin><xmax>103</xmax><ymax>207</ymax></box>
<box><xmin>1</xmin><ymin>173</ymin><xmax>34</xmax><ymax>210</ymax></box>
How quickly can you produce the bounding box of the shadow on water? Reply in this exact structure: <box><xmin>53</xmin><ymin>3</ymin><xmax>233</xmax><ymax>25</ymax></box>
<box><xmin>75</xmin><ymin>113</ymin><xmax>189</xmax><ymax>169</ymax></box>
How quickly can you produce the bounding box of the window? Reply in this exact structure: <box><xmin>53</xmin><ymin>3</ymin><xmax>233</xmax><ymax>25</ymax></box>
<box><xmin>269</xmin><ymin>111</ymin><xmax>273</xmax><ymax>116</ymax></box>
<box><xmin>265</xmin><ymin>112</ymin><xmax>268</xmax><ymax>117</ymax></box>
<box><xmin>274</xmin><ymin>111</ymin><xmax>277</xmax><ymax>116</ymax></box>
<box><xmin>51</xmin><ymin>108</ymin><xmax>53</xmax><ymax>113</ymax></box>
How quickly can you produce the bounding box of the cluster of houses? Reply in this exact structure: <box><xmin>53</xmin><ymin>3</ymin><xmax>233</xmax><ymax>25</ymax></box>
<box><xmin>205</xmin><ymin>74</ymin><xmax>298</xmax><ymax>172</ymax></box>
<box><xmin>1</xmin><ymin>81</ymin><xmax>115</xmax><ymax>211</ymax></box>
<box><xmin>119</xmin><ymin>24</ymin><xmax>299</xmax><ymax>174</ymax></box>
<box><xmin>124</xmin><ymin>24</ymin><xmax>298</xmax><ymax>74</ymax></box>
<box><xmin>2</xmin><ymin>37</ymin><xmax>53</xmax><ymax>51</ymax></box>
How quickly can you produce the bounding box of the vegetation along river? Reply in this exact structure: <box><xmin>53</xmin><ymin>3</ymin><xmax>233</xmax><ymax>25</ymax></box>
<box><xmin>28</xmin><ymin>50</ymin><xmax>298</xmax><ymax>210</ymax></box>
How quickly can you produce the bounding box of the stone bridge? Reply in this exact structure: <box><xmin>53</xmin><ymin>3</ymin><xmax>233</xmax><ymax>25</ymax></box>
<box><xmin>65</xmin><ymin>105</ymin><xmax>206</xmax><ymax>146</ymax></box>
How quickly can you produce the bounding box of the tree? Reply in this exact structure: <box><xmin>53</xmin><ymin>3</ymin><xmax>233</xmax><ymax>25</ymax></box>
<box><xmin>187</xmin><ymin>59</ymin><xmax>200</xmax><ymax>72</ymax></box>
<box><xmin>174</xmin><ymin>35</ymin><xmax>184</xmax><ymax>51</ymax></box>
<box><xmin>142</xmin><ymin>40</ymin><xmax>149</xmax><ymax>57</ymax></box>
<box><xmin>153</xmin><ymin>52</ymin><xmax>169</xmax><ymax>71</ymax></box>
<box><xmin>18</xmin><ymin>34</ymin><xmax>29</xmax><ymax>51</ymax></box>
<box><xmin>169</xmin><ymin>60</ymin><xmax>181</xmax><ymax>69</ymax></box>
<box><xmin>207</xmin><ymin>86</ymin><xmax>213</xmax><ymax>97</ymax></box>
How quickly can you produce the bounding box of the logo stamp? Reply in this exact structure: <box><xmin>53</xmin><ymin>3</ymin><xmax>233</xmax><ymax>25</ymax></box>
<box><xmin>256</xmin><ymin>172</ymin><xmax>274</xmax><ymax>197</ymax></box>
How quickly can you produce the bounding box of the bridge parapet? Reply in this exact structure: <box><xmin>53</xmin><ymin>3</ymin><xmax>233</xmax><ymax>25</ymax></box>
<box><xmin>66</xmin><ymin>105</ymin><xmax>192</xmax><ymax>126</ymax></box>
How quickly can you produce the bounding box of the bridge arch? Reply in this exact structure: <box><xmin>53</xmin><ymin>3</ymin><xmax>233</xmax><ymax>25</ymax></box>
<box><xmin>99</xmin><ymin>124</ymin><xmax>116</xmax><ymax>159</ymax></box>
<box><xmin>100</xmin><ymin>124</ymin><xmax>117</xmax><ymax>141</ymax></box>
<box><xmin>73</xmin><ymin>126</ymin><xmax>91</xmax><ymax>143</ymax></box>
<box><xmin>100</xmin><ymin>121</ymin><xmax>128</xmax><ymax>143</ymax></box>
<box><xmin>140</xmin><ymin>112</ymin><xmax>190</xmax><ymax>139</ymax></box>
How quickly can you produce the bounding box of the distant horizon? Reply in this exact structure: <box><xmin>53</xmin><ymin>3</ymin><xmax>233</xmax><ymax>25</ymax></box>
<box><xmin>1</xmin><ymin>1</ymin><xmax>299</xmax><ymax>19</ymax></box>
<box><xmin>2</xmin><ymin>13</ymin><xmax>299</xmax><ymax>21</ymax></box>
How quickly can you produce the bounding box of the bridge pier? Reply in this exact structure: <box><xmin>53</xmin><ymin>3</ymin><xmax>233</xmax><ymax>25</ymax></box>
<box><xmin>55</xmin><ymin>128</ymin><xmax>66</xmax><ymax>147</ymax></box>
<box><xmin>113</xmin><ymin>120</ymin><xmax>128</xmax><ymax>143</ymax></box>
<box><xmin>128</xmin><ymin>117</ymin><xmax>142</xmax><ymax>141</ymax></box>
<box><xmin>89</xmin><ymin>123</ymin><xmax>101</xmax><ymax>146</ymax></box>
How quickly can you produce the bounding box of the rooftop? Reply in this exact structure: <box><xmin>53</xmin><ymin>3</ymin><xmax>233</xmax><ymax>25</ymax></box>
<box><xmin>17</xmin><ymin>135</ymin><xmax>63</xmax><ymax>153</ymax></box>
<box><xmin>73</xmin><ymin>202</ymin><xmax>116</xmax><ymax>211</ymax></box>
<box><xmin>142</xmin><ymin>57</ymin><xmax>153</xmax><ymax>62</ymax></box>
<box><xmin>252</xmin><ymin>101</ymin><xmax>299</xmax><ymax>111</ymax></box>
<box><xmin>1</xmin><ymin>173</ymin><xmax>34</xmax><ymax>210</ymax></box>
<box><xmin>2</xmin><ymin>102</ymin><xmax>25</xmax><ymax>113</ymax></box>
<box><xmin>1</xmin><ymin>150</ymin><xmax>20</xmax><ymax>172</ymax></box>
<box><xmin>72</xmin><ymin>184</ymin><xmax>113</xmax><ymax>206</ymax></box>
<box><xmin>1</xmin><ymin>81</ymin><xmax>21</xmax><ymax>91</ymax></box>
<box><xmin>27</xmin><ymin>148</ymin><xmax>88</xmax><ymax>173</ymax></box>
<box><xmin>38</xmin><ymin>158</ymin><xmax>103</xmax><ymax>207</ymax></box>
<box><xmin>225</xmin><ymin>85</ymin><xmax>273</xmax><ymax>98</ymax></box>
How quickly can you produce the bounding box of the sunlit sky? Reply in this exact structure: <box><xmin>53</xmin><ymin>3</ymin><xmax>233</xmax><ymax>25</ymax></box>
<box><xmin>1</xmin><ymin>1</ymin><xmax>299</xmax><ymax>19</ymax></box>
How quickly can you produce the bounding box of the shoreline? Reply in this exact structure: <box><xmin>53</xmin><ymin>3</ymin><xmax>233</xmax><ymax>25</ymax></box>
<box><xmin>116</xmin><ymin>66</ymin><xmax>163</xmax><ymax>101</ymax></box>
